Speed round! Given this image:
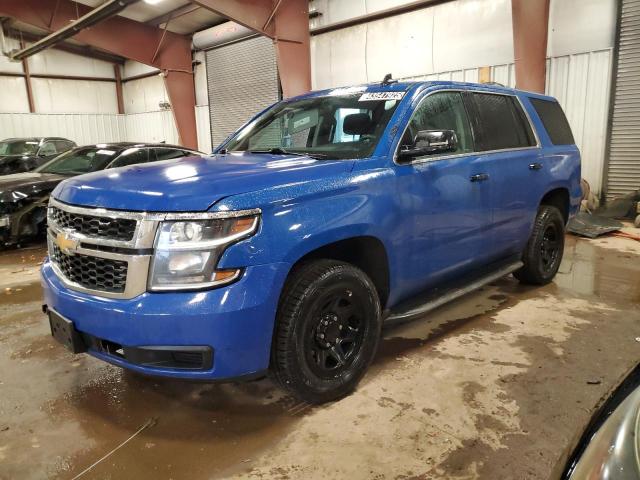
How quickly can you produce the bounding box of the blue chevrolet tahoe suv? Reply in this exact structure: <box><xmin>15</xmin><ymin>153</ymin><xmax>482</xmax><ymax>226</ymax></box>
<box><xmin>41</xmin><ymin>80</ymin><xmax>581</xmax><ymax>403</ymax></box>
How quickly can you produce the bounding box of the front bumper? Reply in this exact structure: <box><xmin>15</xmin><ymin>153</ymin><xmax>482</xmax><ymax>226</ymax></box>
<box><xmin>41</xmin><ymin>258</ymin><xmax>290</xmax><ymax>380</ymax></box>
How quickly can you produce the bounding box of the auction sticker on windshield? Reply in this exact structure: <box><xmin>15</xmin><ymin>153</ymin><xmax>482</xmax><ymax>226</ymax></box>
<box><xmin>359</xmin><ymin>92</ymin><xmax>405</xmax><ymax>101</ymax></box>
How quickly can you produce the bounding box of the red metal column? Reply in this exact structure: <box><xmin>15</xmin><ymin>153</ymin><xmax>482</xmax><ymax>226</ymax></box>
<box><xmin>0</xmin><ymin>0</ymin><xmax>198</xmax><ymax>149</ymax></box>
<box><xmin>114</xmin><ymin>64</ymin><xmax>124</xmax><ymax>115</ymax></box>
<box><xmin>21</xmin><ymin>55</ymin><xmax>36</xmax><ymax>113</ymax></box>
<box><xmin>273</xmin><ymin>0</ymin><xmax>311</xmax><ymax>98</ymax></box>
<box><xmin>192</xmin><ymin>0</ymin><xmax>311</xmax><ymax>98</ymax></box>
<box><xmin>163</xmin><ymin>70</ymin><xmax>198</xmax><ymax>150</ymax></box>
<box><xmin>511</xmin><ymin>0</ymin><xmax>550</xmax><ymax>93</ymax></box>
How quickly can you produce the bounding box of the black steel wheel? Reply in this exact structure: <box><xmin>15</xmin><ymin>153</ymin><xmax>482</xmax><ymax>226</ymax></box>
<box><xmin>271</xmin><ymin>260</ymin><xmax>382</xmax><ymax>404</ymax></box>
<box><xmin>514</xmin><ymin>205</ymin><xmax>565</xmax><ymax>285</ymax></box>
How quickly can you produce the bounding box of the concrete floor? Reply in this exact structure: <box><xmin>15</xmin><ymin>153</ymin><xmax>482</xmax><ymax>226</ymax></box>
<box><xmin>1</xmin><ymin>231</ymin><xmax>639</xmax><ymax>480</ymax></box>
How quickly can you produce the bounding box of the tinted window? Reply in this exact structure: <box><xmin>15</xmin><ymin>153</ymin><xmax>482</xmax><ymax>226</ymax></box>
<box><xmin>54</xmin><ymin>140</ymin><xmax>74</xmax><ymax>152</ymax></box>
<box><xmin>153</xmin><ymin>148</ymin><xmax>188</xmax><ymax>161</ymax></box>
<box><xmin>530</xmin><ymin>98</ymin><xmax>575</xmax><ymax>145</ymax></box>
<box><xmin>37</xmin><ymin>147</ymin><xmax>119</xmax><ymax>174</ymax></box>
<box><xmin>108</xmin><ymin>148</ymin><xmax>149</xmax><ymax>168</ymax></box>
<box><xmin>471</xmin><ymin>93</ymin><xmax>536</xmax><ymax>151</ymax></box>
<box><xmin>0</xmin><ymin>139</ymin><xmax>40</xmax><ymax>155</ymax></box>
<box><xmin>400</xmin><ymin>91</ymin><xmax>474</xmax><ymax>155</ymax></box>
<box><xmin>38</xmin><ymin>141</ymin><xmax>58</xmax><ymax>156</ymax></box>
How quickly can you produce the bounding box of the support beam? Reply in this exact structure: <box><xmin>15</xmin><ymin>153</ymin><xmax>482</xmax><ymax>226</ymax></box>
<box><xmin>114</xmin><ymin>65</ymin><xmax>124</xmax><ymax>114</ymax></box>
<box><xmin>0</xmin><ymin>0</ymin><xmax>198</xmax><ymax>149</ymax></box>
<box><xmin>7</xmin><ymin>29</ymin><xmax>126</xmax><ymax>64</ymax></box>
<box><xmin>273</xmin><ymin>0</ymin><xmax>311</xmax><ymax>99</ymax></box>
<box><xmin>10</xmin><ymin>0</ymin><xmax>139</xmax><ymax>61</ymax></box>
<box><xmin>192</xmin><ymin>0</ymin><xmax>311</xmax><ymax>98</ymax></box>
<box><xmin>511</xmin><ymin>0</ymin><xmax>549</xmax><ymax>93</ymax></box>
<box><xmin>20</xmin><ymin>39</ymin><xmax>35</xmax><ymax>113</ymax></box>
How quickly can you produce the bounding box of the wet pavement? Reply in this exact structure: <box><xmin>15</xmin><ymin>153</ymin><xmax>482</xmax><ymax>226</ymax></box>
<box><xmin>0</xmin><ymin>232</ymin><xmax>639</xmax><ymax>480</ymax></box>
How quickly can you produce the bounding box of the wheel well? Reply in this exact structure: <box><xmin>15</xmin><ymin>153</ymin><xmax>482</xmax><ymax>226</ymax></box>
<box><xmin>294</xmin><ymin>236</ymin><xmax>390</xmax><ymax>308</ymax></box>
<box><xmin>540</xmin><ymin>188</ymin><xmax>570</xmax><ymax>224</ymax></box>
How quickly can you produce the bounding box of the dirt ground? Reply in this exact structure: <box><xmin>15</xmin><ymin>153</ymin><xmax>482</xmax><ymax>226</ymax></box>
<box><xmin>0</xmin><ymin>230</ymin><xmax>639</xmax><ymax>480</ymax></box>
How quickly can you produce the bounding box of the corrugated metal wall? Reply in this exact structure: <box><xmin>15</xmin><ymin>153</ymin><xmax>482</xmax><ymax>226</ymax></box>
<box><xmin>123</xmin><ymin>110</ymin><xmax>179</xmax><ymax>145</ymax></box>
<box><xmin>0</xmin><ymin>108</ymin><xmax>212</xmax><ymax>153</ymax></box>
<box><xmin>605</xmin><ymin>0</ymin><xmax>640</xmax><ymax>200</ymax></box>
<box><xmin>0</xmin><ymin>112</ymin><xmax>125</xmax><ymax>146</ymax></box>
<box><xmin>547</xmin><ymin>50</ymin><xmax>614</xmax><ymax>196</ymax></box>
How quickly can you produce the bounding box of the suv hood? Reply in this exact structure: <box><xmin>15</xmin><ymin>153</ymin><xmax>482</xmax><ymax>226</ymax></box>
<box><xmin>53</xmin><ymin>152</ymin><xmax>355</xmax><ymax>212</ymax></box>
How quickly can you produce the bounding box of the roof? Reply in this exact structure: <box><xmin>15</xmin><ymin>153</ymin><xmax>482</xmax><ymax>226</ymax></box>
<box><xmin>73</xmin><ymin>142</ymin><xmax>201</xmax><ymax>152</ymax></box>
<box><xmin>1</xmin><ymin>137</ymin><xmax>74</xmax><ymax>142</ymax></box>
<box><xmin>291</xmin><ymin>80</ymin><xmax>556</xmax><ymax>102</ymax></box>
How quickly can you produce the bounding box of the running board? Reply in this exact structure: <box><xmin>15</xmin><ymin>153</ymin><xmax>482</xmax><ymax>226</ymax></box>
<box><xmin>385</xmin><ymin>260</ymin><xmax>523</xmax><ymax>323</ymax></box>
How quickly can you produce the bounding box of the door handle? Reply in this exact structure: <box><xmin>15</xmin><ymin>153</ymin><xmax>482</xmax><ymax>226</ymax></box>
<box><xmin>470</xmin><ymin>173</ymin><xmax>489</xmax><ymax>182</ymax></box>
<box><xmin>529</xmin><ymin>162</ymin><xmax>543</xmax><ymax>170</ymax></box>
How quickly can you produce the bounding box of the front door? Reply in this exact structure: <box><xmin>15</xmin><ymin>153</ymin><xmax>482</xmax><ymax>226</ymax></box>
<box><xmin>393</xmin><ymin>90</ymin><xmax>492</xmax><ymax>299</ymax></box>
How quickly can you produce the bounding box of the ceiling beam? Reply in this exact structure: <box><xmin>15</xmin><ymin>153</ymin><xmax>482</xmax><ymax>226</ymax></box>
<box><xmin>0</xmin><ymin>0</ymin><xmax>197</xmax><ymax>148</ymax></box>
<box><xmin>9</xmin><ymin>0</ymin><xmax>139</xmax><ymax>61</ymax></box>
<box><xmin>6</xmin><ymin>29</ymin><xmax>126</xmax><ymax>64</ymax></box>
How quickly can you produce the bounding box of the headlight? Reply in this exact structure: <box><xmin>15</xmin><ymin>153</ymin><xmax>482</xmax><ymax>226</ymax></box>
<box><xmin>148</xmin><ymin>214</ymin><xmax>259</xmax><ymax>290</ymax></box>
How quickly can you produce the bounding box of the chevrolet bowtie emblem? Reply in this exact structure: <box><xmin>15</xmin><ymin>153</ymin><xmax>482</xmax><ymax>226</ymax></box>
<box><xmin>55</xmin><ymin>231</ymin><xmax>79</xmax><ymax>254</ymax></box>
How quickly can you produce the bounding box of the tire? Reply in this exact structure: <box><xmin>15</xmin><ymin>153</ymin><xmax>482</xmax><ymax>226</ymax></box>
<box><xmin>270</xmin><ymin>259</ymin><xmax>382</xmax><ymax>404</ymax></box>
<box><xmin>514</xmin><ymin>205</ymin><xmax>565</xmax><ymax>285</ymax></box>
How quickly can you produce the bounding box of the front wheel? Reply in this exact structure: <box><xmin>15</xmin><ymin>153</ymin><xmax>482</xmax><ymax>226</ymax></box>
<box><xmin>514</xmin><ymin>205</ymin><xmax>565</xmax><ymax>285</ymax></box>
<box><xmin>270</xmin><ymin>260</ymin><xmax>382</xmax><ymax>404</ymax></box>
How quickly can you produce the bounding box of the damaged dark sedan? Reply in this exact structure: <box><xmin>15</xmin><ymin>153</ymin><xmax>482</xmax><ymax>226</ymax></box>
<box><xmin>0</xmin><ymin>142</ymin><xmax>203</xmax><ymax>247</ymax></box>
<box><xmin>0</xmin><ymin>137</ymin><xmax>76</xmax><ymax>175</ymax></box>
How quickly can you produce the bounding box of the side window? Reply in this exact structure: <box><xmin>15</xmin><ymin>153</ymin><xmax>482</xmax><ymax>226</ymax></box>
<box><xmin>470</xmin><ymin>93</ymin><xmax>536</xmax><ymax>151</ymax></box>
<box><xmin>153</xmin><ymin>148</ymin><xmax>188</xmax><ymax>161</ymax></box>
<box><xmin>38</xmin><ymin>141</ymin><xmax>57</xmax><ymax>156</ymax></box>
<box><xmin>530</xmin><ymin>98</ymin><xmax>575</xmax><ymax>145</ymax></box>
<box><xmin>109</xmin><ymin>148</ymin><xmax>149</xmax><ymax>168</ymax></box>
<box><xmin>401</xmin><ymin>92</ymin><xmax>474</xmax><ymax>155</ymax></box>
<box><xmin>54</xmin><ymin>140</ymin><xmax>73</xmax><ymax>152</ymax></box>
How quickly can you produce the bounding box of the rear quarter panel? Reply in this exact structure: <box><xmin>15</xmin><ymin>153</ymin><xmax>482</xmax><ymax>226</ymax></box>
<box><xmin>518</xmin><ymin>93</ymin><xmax>582</xmax><ymax>219</ymax></box>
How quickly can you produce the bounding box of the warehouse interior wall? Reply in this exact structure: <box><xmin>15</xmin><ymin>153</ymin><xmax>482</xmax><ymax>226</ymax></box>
<box><xmin>0</xmin><ymin>46</ymin><xmax>213</xmax><ymax>153</ymax></box>
<box><xmin>0</xmin><ymin>0</ymin><xmax>618</xmax><ymax>188</ymax></box>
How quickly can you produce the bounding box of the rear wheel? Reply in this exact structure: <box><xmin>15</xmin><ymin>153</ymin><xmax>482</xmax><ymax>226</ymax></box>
<box><xmin>514</xmin><ymin>205</ymin><xmax>565</xmax><ymax>285</ymax></box>
<box><xmin>271</xmin><ymin>260</ymin><xmax>382</xmax><ymax>404</ymax></box>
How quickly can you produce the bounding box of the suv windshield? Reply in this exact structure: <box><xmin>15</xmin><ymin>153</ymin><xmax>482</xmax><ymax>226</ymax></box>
<box><xmin>0</xmin><ymin>139</ymin><xmax>40</xmax><ymax>156</ymax></box>
<box><xmin>37</xmin><ymin>147</ymin><xmax>120</xmax><ymax>175</ymax></box>
<box><xmin>223</xmin><ymin>93</ymin><xmax>402</xmax><ymax>159</ymax></box>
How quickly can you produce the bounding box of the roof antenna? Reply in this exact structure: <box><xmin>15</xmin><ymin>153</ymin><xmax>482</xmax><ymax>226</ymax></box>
<box><xmin>381</xmin><ymin>73</ymin><xmax>397</xmax><ymax>86</ymax></box>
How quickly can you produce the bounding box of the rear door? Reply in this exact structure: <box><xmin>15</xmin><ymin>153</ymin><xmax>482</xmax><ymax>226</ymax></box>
<box><xmin>393</xmin><ymin>90</ymin><xmax>493</xmax><ymax>297</ymax></box>
<box><xmin>465</xmin><ymin>92</ymin><xmax>542</xmax><ymax>261</ymax></box>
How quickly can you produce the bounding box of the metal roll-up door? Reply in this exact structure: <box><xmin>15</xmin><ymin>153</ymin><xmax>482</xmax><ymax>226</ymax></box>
<box><xmin>205</xmin><ymin>36</ymin><xmax>280</xmax><ymax>148</ymax></box>
<box><xmin>606</xmin><ymin>0</ymin><xmax>640</xmax><ymax>200</ymax></box>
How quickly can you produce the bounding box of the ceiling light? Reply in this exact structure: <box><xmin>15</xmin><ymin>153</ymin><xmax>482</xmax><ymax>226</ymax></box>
<box><xmin>143</xmin><ymin>0</ymin><xmax>163</xmax><ymax>4</ymax></box>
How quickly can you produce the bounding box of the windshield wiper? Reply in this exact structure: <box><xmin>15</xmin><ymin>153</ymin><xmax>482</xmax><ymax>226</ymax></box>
<box><xmin>248</xmin><ymin>148</ymin><xmax>332</xmax><ymax>160</ymax></box>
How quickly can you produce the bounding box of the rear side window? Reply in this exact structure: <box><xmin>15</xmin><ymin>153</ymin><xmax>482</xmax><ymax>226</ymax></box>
<box><xmin>153</xmin><ymin>148</ymin><xmax>188</xmax><ymax>161</ymax></box>
<box><xmin>530</xmin><ymin>98</ymin><xmax>575</xmax><ymax>145</ymax></box>
<box><xmin>470</xmin><ymin>93</ymin><xmax>536</xmax><ymax>151</ymax></box>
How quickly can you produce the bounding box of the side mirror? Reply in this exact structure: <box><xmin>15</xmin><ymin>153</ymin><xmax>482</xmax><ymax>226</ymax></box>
<box><xmin>398</xmin><ymin>129</ymin><xmax>458</xmax><ymax>160</ymax></box>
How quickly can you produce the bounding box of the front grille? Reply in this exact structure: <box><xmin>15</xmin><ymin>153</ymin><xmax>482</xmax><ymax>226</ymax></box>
<box><xmin>49</xmin><ymin>206</ymin><xmax>137</xmax><ymax>241</ymax></box>
<box><xmin>50</xmin><ymin>244</ymin><xmax>128</xmax><ymax>293</ymax></box>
